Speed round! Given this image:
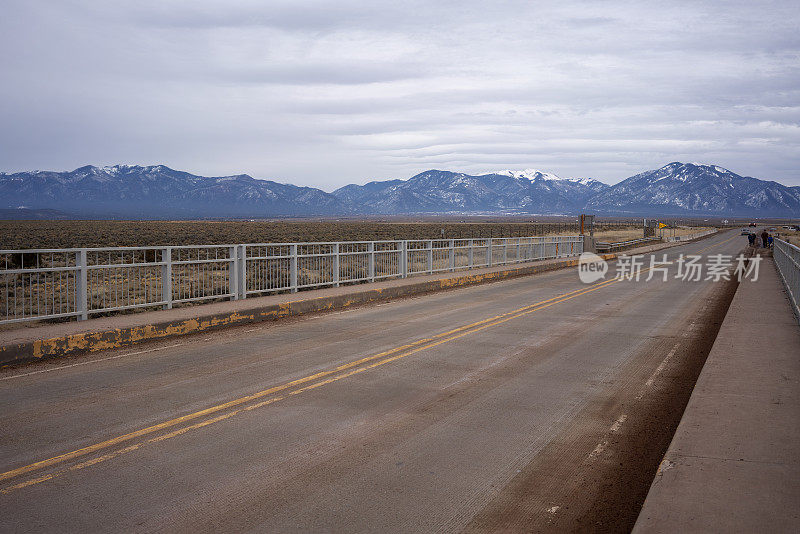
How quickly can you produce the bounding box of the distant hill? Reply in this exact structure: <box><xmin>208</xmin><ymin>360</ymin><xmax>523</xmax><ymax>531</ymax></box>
<box><xmin>0</xmin><ymin>165</ymin><xmax>349</xmax><ymax>219</ymax></box>
<box><xmin>0</xmin><ymin>208</ymin><xmax>73</xmax><ymax>220</ymax></box>
<box><xmin>2</xmin><ymin>162</ymin><xmax>798</xmax><ymax>218</ymax></box>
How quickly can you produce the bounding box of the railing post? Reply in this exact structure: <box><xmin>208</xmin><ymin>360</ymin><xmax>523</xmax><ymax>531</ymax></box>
<box><xmin>76</xmin><ymin>249</ymin><xmax>88</xmax><ymax>321</ymax></box>
<box><xmin>401</xmin><ymin>241</ymin><xmax>408</xmax><ymax>278</ymax></box>
<box><xmin>516</xmin><ymin>238</ymin><xmax>521</xmax><ymax>263</ymax></box>
<box><xmin>487</xmin><ymin>238</ymin><xmax>493</xmax><ymax>267</ymax></box>
<box><xmin>333</xmin><ymin>243</ymin><xmax>340</xmax><ymax>287</ymax></box>
<box><xmin>161</xmin><ymin>247</ymin><xmax>172</xmax><ymax>309</ymax></box>
<box><xmin>427</xmin><ymin>240</ymin><xmax>433</xmax><ymax>273</ymax></box>
<box><xmin>238</xmin><ymin>244</ymin><xmax>247</xmax><ymax>299</ymax></box>
<box><xmin>229</xmin><ymin>246</ymin><xmax>239</xmax><ymax>301</ymax></box>
<box><xmin>503</xmin><ymin>238</ymin><xmax>508</xmax><ymax>264</ymax></box>
<box><xmin>290</xmin><ymin>244</ymin><xmax>298</xmax><ymax>293</ymax></box>
<box><xmin>468</xmin><ymin>239</ymin><xmax>474</xmax><ymax>268</ymax></box>
<box><xmin>368</xmin><ymin>242</ymin><xmax>375</xmax><ymax>282</ymax></box>
<box><xmin>449</xmin><ymin>239</ymin><xmax>455</xmax><ymax>271</ymax></box>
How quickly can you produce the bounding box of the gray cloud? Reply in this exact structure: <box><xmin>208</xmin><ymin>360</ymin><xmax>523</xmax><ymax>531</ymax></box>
<box><xmin>1</xmin><ymin>0</ymin><xmax>798</xmax><ymax>190</ymax></box>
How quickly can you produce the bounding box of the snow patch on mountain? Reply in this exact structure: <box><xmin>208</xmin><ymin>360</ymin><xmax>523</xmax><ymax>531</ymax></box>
<box><xmin>493</xmin><ymin>169</ymin><xmax>605</xmax><ymax>188</ymax></box>
<box><xmin>495</xmin><ymin>169</ymin><xmax>561</xmax><ymax>181</ymax></box>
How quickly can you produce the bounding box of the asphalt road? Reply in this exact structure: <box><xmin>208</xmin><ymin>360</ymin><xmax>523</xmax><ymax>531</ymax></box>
<box><xmin>0</xmin><ymin>230</ymin><xmax>746</xmax><ymax>532</ymax></box>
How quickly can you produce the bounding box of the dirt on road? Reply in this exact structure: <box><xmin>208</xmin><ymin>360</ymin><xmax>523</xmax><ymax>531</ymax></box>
<box><xmin>463</xmin><ymin>274</ymin><xmax>740</xmax><ymax>533</ymax></box>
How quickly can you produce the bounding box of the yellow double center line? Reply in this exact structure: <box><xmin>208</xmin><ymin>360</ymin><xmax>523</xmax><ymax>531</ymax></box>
<box><xmin>0</xmin><ymin>234</ymin><xmax>738</xmax><ymax>493</ymax></box>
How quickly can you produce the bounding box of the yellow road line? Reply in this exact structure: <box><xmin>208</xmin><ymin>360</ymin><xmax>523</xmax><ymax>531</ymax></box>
<box><xmin>0</xmin><ymin>232</ymin><xmax>737</xmax><ymax>491</ymax></box>
<box><xmin>1</xmin><ymin>275</ymin><xmax>625</xmax><ymax>494</ymax></box>
<box><xmin>694</xmin><ymin>232</ymin><xmax>739</xmax><ymax>254</ymax></box>
<box><xmin>0</xmin><ymin>277</ymin><xmax>618</xmax><ymax>485</ymax></box>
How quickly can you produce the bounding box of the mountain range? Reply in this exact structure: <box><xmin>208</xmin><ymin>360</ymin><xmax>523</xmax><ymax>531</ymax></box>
<box><xmin>1</xmin><ymin>162</ymin><xmax>798</xmax><ymax>219</ymax></box>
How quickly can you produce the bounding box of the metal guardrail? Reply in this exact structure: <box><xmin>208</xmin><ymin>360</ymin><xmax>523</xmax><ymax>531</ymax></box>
<box><xmin>774</xmin><ymin>239</ymin><xmax>800</xmax><ymax>323</ymax></box>
<box><xmin>594</xmin><ymin>229</ymin><xmax>717</xmax><ymax>253</ymax></box>
<box><xmin>595</xmin><ymin>237</ymin><xmax>661</xmax><ymax>253</ymax></box>
<box><xmin>665</xmin><ymin>229</ymin><xmax>717</xmax><ymax>242</ymax></box>
<box><xmin>0</xmin><ymin>236</ymin><xmax>583</xmax><ymax>324</ymax></box>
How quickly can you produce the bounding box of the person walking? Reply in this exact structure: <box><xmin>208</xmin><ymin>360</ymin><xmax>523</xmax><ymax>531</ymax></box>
<box><xmin>761</xmin><ymin>230</ymin><xmax>769</xmax><ymax>248</ymax></box>
<box><xmin>748</xmin><ymin>232</ymin><xmax>756</xmax><ymax>247</ymax></box>
<box><xmin>768</xmin><ymin>234</ymin><xmax>774</xmax><ymax>248</ymax></box>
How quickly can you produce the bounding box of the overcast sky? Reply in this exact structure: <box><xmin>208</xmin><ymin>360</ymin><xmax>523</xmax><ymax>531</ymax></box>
<box><xmin>1</xmin><ymin>0</ymin><xmax>798</xmax><ymax>189</ymax></box>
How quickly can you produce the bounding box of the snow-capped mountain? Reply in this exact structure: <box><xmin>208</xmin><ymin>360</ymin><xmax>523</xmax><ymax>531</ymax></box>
<box><xmin>0</xmin><ymin>165</ymin><xmax>348</xmax><ymax>218</ymax></box>
<box><xmin>493</xmin><ymin>169</ymin><xmax>607</xmax><ymax>190</ymax></box>
<box><xmin>332</xmin><ymin>169</ymin><xmax>608</xmax><ymax>214</ymax></box>
<box><xmin>585</xmin><ymin>162</ymin><xmax>800</xmax><ymax>216</ymax></box>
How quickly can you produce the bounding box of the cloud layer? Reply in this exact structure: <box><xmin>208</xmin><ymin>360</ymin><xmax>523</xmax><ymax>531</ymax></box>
<box><xmin>1</xmin><ymin>0</ymin><xmax>798</xmax><ymax>188</ymax></box>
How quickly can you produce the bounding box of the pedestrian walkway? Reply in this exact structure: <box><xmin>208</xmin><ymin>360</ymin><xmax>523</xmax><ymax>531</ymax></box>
<box><xmin>633</xmin><ymin>257</ymin><xmax>800</xmax><ymax>533</ymax></box>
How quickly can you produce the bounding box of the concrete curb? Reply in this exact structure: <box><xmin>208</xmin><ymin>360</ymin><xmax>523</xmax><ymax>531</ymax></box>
<box><xmin>632</xmin><ymin>255</ymin><xmax>800</xmax><ymax>533</ymax></box>
<box><xmin>0</xmin><ymin>253</ymin><xmax>616</xmax><ymax>366</ymax></box>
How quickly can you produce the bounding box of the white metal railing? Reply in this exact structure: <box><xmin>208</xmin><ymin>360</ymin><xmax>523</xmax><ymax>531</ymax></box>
<box><xmin>0</xmin><ymin>236</ymin><xmax>583</xmax><ymax>324</ymax></box>
<box><xmin>595</xmin><ymin>236</ymin><xmax>661</xmax><ymax>252</ymax></box>
<box><xmin>774</xmin><ymin>239</ymin><xmax>800</xmax><ymax>322</ymax></box>
<box><xmin>665</xmin><ymin>229</ymin><xmax>717</xmax><ymax>242</ymax></box>
<box><xmin>595</xmin><ymin>229</ymin><xmax>717</xmax><ymax>253</ymax></box>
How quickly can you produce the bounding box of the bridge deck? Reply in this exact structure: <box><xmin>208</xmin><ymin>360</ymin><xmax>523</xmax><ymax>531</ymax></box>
<box><xmin>1</xmin><ymin>231</ymin><xmax>754</xmax><ymax>532</ymax></box>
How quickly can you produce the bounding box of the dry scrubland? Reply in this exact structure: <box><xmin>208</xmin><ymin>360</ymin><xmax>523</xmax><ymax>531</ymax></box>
<box><xmin>0</xmin><ymin>220</ymin><xmax>650</xmax><ymax>250</ymax></box>
<box><xmin>780</xmin><ymin>229</ymin><xmax>800</xmax><ymax>247</ymax></box>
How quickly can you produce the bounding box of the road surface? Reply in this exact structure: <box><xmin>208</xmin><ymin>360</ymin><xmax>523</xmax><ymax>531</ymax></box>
<box><xmin>0</xmin><ymin>231</ymin><xmax>745</xmax><ymax>532</ymax></box>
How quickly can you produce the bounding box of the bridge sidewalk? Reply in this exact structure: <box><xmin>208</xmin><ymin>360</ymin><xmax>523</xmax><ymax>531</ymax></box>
<box><xmin>633</xmin><ymin>257</ymin><xmax>800</xmax><ymax>533</ymax></box>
